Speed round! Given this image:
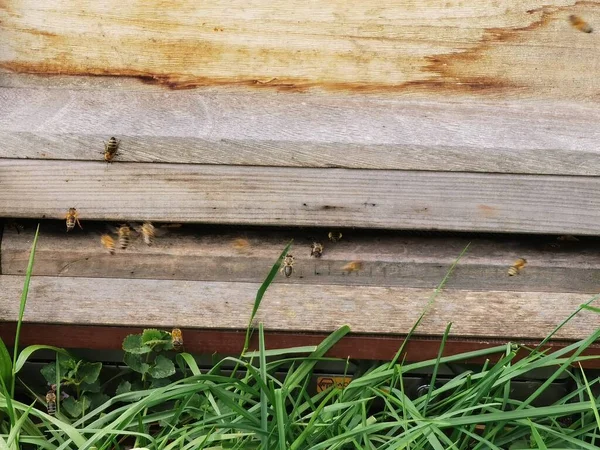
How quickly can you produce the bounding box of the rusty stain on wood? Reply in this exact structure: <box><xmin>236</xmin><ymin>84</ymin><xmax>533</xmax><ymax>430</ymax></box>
<box><xmin>0</xmin><ymin>1</ymin><xmax>598</xmax><ymax>97</ymax></box>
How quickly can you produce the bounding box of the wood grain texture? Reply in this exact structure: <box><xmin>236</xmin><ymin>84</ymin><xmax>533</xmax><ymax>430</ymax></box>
<box><xmin>3</xmin><ymin>159</ymin><xmax>600</xmax><ymax>234</ymax></box>
<box><xmin>1</xmin><ymin>86</ymin><xmax>600</xmax><ymax>174</ymax></box>
<box><xmin>4</xmin><ymin>323</ymin><xmax>600</xmax><ymax>366</ymax></box>
<box><xmin>3</xmin><ymin>224</ymin><xmax>600</xmax><ymax>294</ymax></box>
<box><xmin>1</xmin><ymin>1</ymin><xmax>599</xmax><ymax>99</ymax></box>
<box><xmin>0</xmin><ymin>275</ymin><xmax>598</xmax><ymax>340</ymax></box>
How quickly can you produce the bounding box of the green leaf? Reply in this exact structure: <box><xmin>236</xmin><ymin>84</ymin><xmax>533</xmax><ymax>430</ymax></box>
<box><xmin>116</xmin><ymin>380</ymin><xmax>132</xmax><ymax>395</ymax></box>
<box><xmin>176</xmin><ymin>353</ymin><xmax>201</xmax><ymax>376</ymax></box>
<box><xmin>62</xmin><ymin>396</ymin><xmax>87</xmax><ymax>418</ymax></box>
<box><xmin>40</xmin><ymin>363</ymin><xmax>56</xmax><ymax>386</ymax></box>
<box><xmin>89</xmin><ymin>392</ymin><xmax>110</xmax><ymax>410</ymax></box>
<box><xmin>80</xmin><ymin>380</ymin><xmax>101</xmax><ymax>394</ymax></box>
<box><xmin>148</xmin><ymin>355</ymin><xmax>176</xmax><ymax>379</ymax></box>
<box><xmin>142</xmin><ymin>328</ymin><xmax>164</xmax><ymax>343</ymax></box>
<box><xmin>149</xmin><ymin>377</ymin><xmax>172</xmax><ymax>388</ymax></box>
<box><xmin>0</xmin><ymin>338</ymin><xmax>12</xmax><ymax>390</ymax></box>
<box><xmin>77</xmin><ymin>361</ymin><xmax>102</xmax><ymax>384</ymax></box>
<box><xmin>122</xmin><ymin>334</ymin><xmax>152</xmax><ymax>354</ymax></box>
<box><xmin>14</xmin><ymin>345</ymin><xmax>71</xmax><ymax>374</ymax></box>
<box><xmin>123</xmin><ymin>353</ymin><xmax>150</xmax><ymax>374</ymax></box>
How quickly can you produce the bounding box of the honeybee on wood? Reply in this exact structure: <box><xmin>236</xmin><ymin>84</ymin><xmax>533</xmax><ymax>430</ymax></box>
<box><xmin>100</xmin><ymin>234</ymin><xmax>116</xmax><ymax>255</ymax></box>
<box><xmin>281</xmin><ymin>254</ymin><xmax>295</xmax><ymax>278</ymax></box>
<box><xmin>45</xmin><ymin>390</ymin><xmax>57</xmax><ymax>415</ymax></box>
<box><xmin>117</xmin><ymin>224</ymin><xmax>132</xmax><ymax>250</ymax></box>
<box><xmin>508</xmin><ymin>258</ymin><xmax>527</xmax><ymax>276</ymax></box>
<box><xmin>65</xmin><ymin>208</ymin><xmax>83</xmax><ymax>232</ymax></box>
<box><xmin>569</xmin><ymin>15</ymin><xmax>592</xmax><ymax>33</ymax></box>
<box><xmin>171</xmin><ymin>328</ymin><xmax>184</xmax><ymax>352</ymax></box>
<box><xmin>342</xmin><ymin>261</ymin><xmax>364</xmax><ymax>273</ymax></box>
<box><xmin>328</xmin><ymin>231</ymin><xmax>342</xmax><ymax>242</ymax></box>
<box><xmin>103</xmin><ymin>137</ymin><xmax>120</xmax><ymax>162</ymax></box>
<box><xmin>310</xmin><ymin>242</ymin><xmax>324</xmax><ymax>258</ymax></box>
<box><xmin>140</xmin><ymin>221</ymin><xmax>155</xmax><ymax>246</ymax></box>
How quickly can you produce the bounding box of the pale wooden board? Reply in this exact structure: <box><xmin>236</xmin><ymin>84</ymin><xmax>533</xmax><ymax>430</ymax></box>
<box><xmin>0</xmin><ymin>275</ymin><xmax>598</xmax><ymax>340</ymax></box>
<box><xmin>3</xmin><ymin>224</ymin><xmax>600</xmax><ymax>294</ymax></box>
<box><xmin>1</xmin><ymin>1</ymin><xmax>599</xmax><ymax>100</ymax></box>
<box><xmin>2</xmin><ymin>159</ymin><xmax>600</xmax><ymax>234</ymax></box>
<box><xmin>1</xmin><ymin>86</ymin><xmax>600</xmax><ymax>174</ymax></box>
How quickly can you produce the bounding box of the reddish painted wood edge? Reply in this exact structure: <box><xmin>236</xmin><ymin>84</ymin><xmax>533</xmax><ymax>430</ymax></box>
<box><xmin>1</xmin><ymin>322</ymin><xmax>599</xmax><ymax>367</ymax></box>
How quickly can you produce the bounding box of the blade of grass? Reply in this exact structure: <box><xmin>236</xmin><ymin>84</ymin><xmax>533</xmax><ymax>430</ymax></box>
<box><xmin>11</xmin><ymin>223</ymin><xmax>40</xmax><ymax>398</ymax></box>
<box><xmin>423</xmin><ymin>322</ymin><xmax>452</xmax><ymax>416</ymax></box>
<box><xmin>528</xmin><ymin>420</ymin><xmax>547</xmax><ymax>450</ymax></box>
<box><xmin>258</xmin><ymin>323</ymin><xmax>268</xmax><ymax>449</ymax></box>
<box><xmin>534</xmin><ymin>292</ymin><xmax>600</xmax><ymax>352</ymax></box>
<box><xmin>388</xmin><ymin>243</ymin><xmax>470</xmax><ymax>367</ymax></box>
<box><xmin>284</xmin><ymin>325</ymin><xmax>350</xmax><ymax>391</ymax></box>
<box><xmin>242</xmin><ymin>240</ymin><xmax>293</xmax><ymax>356</ymax></box>
<box><xmin>274</xmin><ymin>388</ymin><xmax>286</xmax><ymax>450</ymax></box>
<box><xmin>579</xmin><ymin>362</ymin><xmax>600</xmax><ymax>431</ymax></box>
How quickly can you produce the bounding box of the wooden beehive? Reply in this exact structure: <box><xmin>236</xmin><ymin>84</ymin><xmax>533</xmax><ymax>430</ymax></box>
<box><xmin>1</xmin><ymin>0</ymin><xmax>600</xmax><ymax>362</ymax></box>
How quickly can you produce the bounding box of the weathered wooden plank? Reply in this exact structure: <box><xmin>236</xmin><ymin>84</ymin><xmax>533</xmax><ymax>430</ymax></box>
<box><xmin>0</xmin><ymin>275</ymin><xmax>597</xmax><ymax>340</ymax></box>
<box><xmin>1</xmin><ymin>87</ymin><xmax>600</xmax><ymax>174</ymax></box>
<box><xmin>1</xmin><ymin>1</ymin><xmax>599</xmax><ymax>99</ymax></box>
<box><xmin>3</xmin><ymin>224</ymin><xmax>600</xmax><ymax>294</ymax></box>
<box><xmin>2</xmin><ymin>159</ymin><xmax>600</xmax><ymax>234</ymax></box>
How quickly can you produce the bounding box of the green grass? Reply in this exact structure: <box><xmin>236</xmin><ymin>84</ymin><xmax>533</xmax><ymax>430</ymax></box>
<box><xmin>1</xmin><ymin>234</ymin><xmax>600</xmax><ymax>449</ymax></box>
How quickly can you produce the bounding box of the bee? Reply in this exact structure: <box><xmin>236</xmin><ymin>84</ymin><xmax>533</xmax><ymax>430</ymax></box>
<box><xmin>310</xmin><ymin>242</ymin><xmax>324</xmax><ymax>258</ymax></box>
<box><xmin>569</xmin><ymin>15</ymin><xmax>593</xmax><ymax>33</ymax></box>
<box><xmin>103</xmin><ymin>137</ymin><xmax>120</xmax><ymax>162</ymax></box>
<box><xmin>117</xmin><ymin>224</ymin><xmax>132</xmax><ymax>250</ymax></box>
<box><xmin>328</xmin><ymin>231</ymin><xmax>342</xmax><ymax>242</ymax></box>
<box><xmin>280</xmin><ymin>254</ymin><xmax>295</xmax><ymax>278</ymax></box>
<box><xmin>100</xmin><ymin>234</ymin><xmax>116</xmax><ymax>255</ymax></box>
<box><xmin>45</xmin><ymin>390</ymin><xmax>57</xmax><ymax>415</ymax></box>
<box><xmin>171</xmin><ymin>328</ymin><xmax>184</xmax><ymax>352</ymax></box>
<box><xmin>140</xmin><ymin>221</ymin><xmax>155</xmax><ymax>246</ymax></box>
<box><xmin>508</xmin><ymin>258</ymin><xmax>527</xmax><ymax>276</ymax></box>
<box><xmin>342</xmin><ymin>261</ymin><xmax>364</xmax><ymax>273</ymax></box>
<box><xmin>65</xmin><ymin>208</ymin><xmax>83</xmax><ymax>232</ymax></box>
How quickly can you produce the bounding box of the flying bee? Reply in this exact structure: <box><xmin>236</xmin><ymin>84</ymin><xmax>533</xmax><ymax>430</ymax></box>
<box><xmin>328</xmin><ymin>231</ymin><xmax>342</xmax><ymax>242</ymax></box>
<box><xmin>281</xmin><ymin>254</ymin><xmax>295</xmax><ymax>278</ymax></box>
<box><xmin>310</xmin><ymin>242</ymin><xmax>324</xmax><ymax>258</ymax></box>
<box><xmin>65</xmin><ymin>208</ymin><xmax>83</xmax><ymax>232</ymax></box>
<box><xmin>140</xmin><ymin>221</ymin><xmax>155</xmax><ymax>246</ymax></box>
<box><xmin>508</xmin><ymin>258</ymin><xmax>527</xmax><ymax>276</ymax></box>
<box><xmin>103</xmin><ymin>137</ymin><xmax>120</xmax><ymax>162</ymax></box>
<box><xmin>342</xmin><ymin>261</ymin><xmax>364</xmax><ymax>273</ymax></box>
<box><xmin>100</xmin><ymin>234</ymin><xmax>116</xmax><ymax>255</ymax></box>
<box><xmin>45</xmin><ymin>390</ymin><xmax>57</xmax><ymax>415</ymax></box>
<box><xmin>117</xmin><ymin>224</ymin><xmax>132</xmax><ymax>250</ymax></box>
<box><xmin>171</xmin><ymin>328</ymin><xmax>184</xmax><ymax>352</ymax></box>
<box><xmin>569</xmin><ymin>15</ymin><xmax>592</xmax><ymax>33</ymax></box>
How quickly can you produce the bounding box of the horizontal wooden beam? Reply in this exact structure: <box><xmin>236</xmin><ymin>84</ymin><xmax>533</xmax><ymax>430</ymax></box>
<box><xmin>1</xmin><ymin>1</ymin><xmax>598</xmax><ymax>100</ymax></box>
<box><xmin>3</xmin><ymin>224</ymin><xmax>600</xmax><ymax>294</ymax></box>
<box><xmin>3</xmin><ymin>160</ymin><xmax>600</xmax><ymax>234</ymax></box>
<box><xmin>3</xmin><ymin>323</ymin><xmax>600</xmax><ymax>367</ymax></box>
<box><xmin>0</xmin><ymin>275</ymin><xmax>598</xmax><ymax>341</ymax></box>
<box><xmin>1</xmin><ymin>86</ymin><xmax>600</xmax><ymax>175</ymax></box>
